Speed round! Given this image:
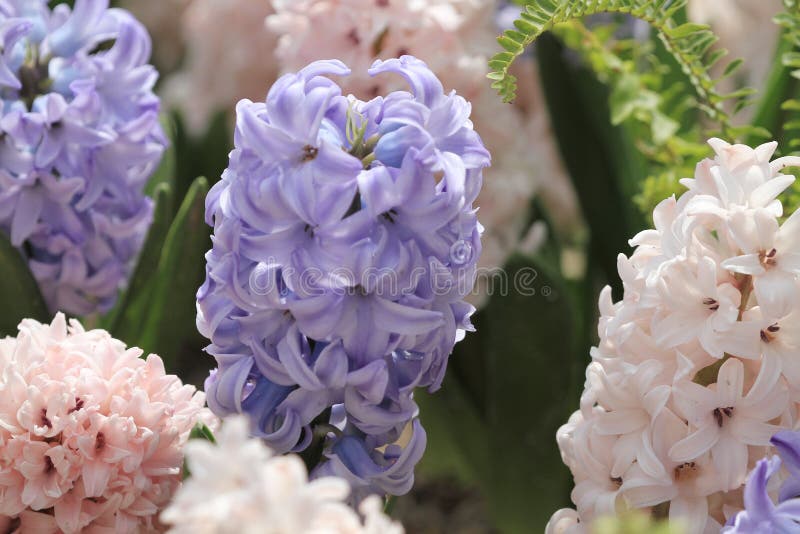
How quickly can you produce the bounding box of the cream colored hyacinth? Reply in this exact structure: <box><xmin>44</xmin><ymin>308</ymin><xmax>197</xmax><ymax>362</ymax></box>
<box><xmin>161</xmin><ymin>416</ymin><xmax>404</xmax><ymax>534</ymax></box>
<box><xmin>548</xmin><ymin>140</ymin><xmax>800</xmax><ymax>534</ymax></box>
<box><xmin>0</xmin><ymin>314</ymin><xmax>215</xmax><ymax>533</ymax></box>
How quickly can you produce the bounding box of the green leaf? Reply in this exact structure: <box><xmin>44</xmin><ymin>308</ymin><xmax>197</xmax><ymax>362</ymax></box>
<box><xmin>0</xmin><ymin>234</ymin><xmax>49</xmax><ymax>336</ymax></box>
<box><xmin>137</xmin><ymin>177</ymin><xmax>211</xmax><ymax>368</ymax></box>
<box><xmin>172</xmin><ymin>111</ymin><xmax>231</xmax><ymax>214</ymax></box>
<box><xmin>482</xmin><ymin>255</ymin><xmax>576</xmax><ymax>532</ymax></box>
<box><xmin>651</xmin><ymin>110</ymin><xmax>680</xmax><ymax>145</ymax></box>
<box><xmin>666</xmin><ymin>22</ymin><xmax>709</xmax><ymax>39</ymax></box>
<box><xmin>144</xmin><ymin>115</ymin><xmax>176</xmax><ymax>197</ymax></box>
<box><xmin>105</xmin><ymin>183</ymin><xmax>174</xmax><ymax>340</ymax></box>
<box><xmin>722</xmin><ymin>57</ymin><xmax>744</xmax><ymax>78</ymax></box>
<box><xmin>419</xmin><ymin>254</ymin><xmax>579</xmax><ymax>533</ymax></box>
<box><xmin>537</xmin><ymin>33</ymin><xmax>642</xmax><ymax>292</ymax></box>
<box><xmin>189</xmin><ymin>422</ymin><xmax>216</xmax><ymax>443</ymax></box>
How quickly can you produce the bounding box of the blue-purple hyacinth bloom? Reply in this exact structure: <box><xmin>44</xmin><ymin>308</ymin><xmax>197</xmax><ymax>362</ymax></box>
<box><xmin>0</xmin><ymin>0</ymin><xmax>165</xmax><ymax>315</ymax></box>
<box><xmin>724</xmin><ymin>431</ymin><xmax>800</xmax><ymax>533</ymax></box>
<box><xmin>198</xmin><ymin>56</ymin><xmax>489</xmax><ymax>498</ymax></box>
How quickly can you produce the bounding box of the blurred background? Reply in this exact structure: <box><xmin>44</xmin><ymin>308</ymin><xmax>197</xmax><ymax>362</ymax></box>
<box><xmin>16</xmin><ymin>1</ymin><xmax>795</xmax><ymax>532</ymax></box>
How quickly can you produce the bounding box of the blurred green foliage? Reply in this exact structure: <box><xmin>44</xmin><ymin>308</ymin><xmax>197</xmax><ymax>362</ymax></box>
<box><xmin>593</xmin><ymin>512</ymin><xmax>686</xmax><ymax>534</ymax></box>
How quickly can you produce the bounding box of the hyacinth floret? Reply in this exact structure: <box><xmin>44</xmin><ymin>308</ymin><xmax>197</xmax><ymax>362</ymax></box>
<box><xmin>0</xmin><ymin>0</ymin><xmax>166</xmax><ymax>315</ymax></box>
<box><xmin>197</xmin><ymin>55</ymin><xmax>488</xmax><ymax>499</ymax></box>
<box><xmin>548</xmin><ymin>139</ymin><xmax>800</xmax><ymax>534</ymax></box>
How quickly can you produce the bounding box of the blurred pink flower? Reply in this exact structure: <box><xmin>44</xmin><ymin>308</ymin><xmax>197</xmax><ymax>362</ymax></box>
<box><xmin>163</xmin><ymin>0</ymin><xmax>280</xmax><ymax>132</ymax></box>
<box><xmin>0</xmin><ymin>314</ymin><xmax>214</xmax><ymax>533</ymax></box>
<box><xmin>688</xmin><ymin>0</ymin><xmax>783</xmax><ymax>122</ymax></box>
<box><xmin>118</xmin><ymin>0</ymin><xmax>191</xmax><ymax>70</ymax></box>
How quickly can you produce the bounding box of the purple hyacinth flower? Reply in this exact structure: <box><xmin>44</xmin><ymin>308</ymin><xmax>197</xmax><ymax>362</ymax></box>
<box><xmin>198</xmin><ymin>55</ymin><xmax>488</xmax><ymax>497</ymax></box>
<box><xmin>723</xmin><ymin>456</ymin><xmax>800</xmax><ymax>533</ymax></box>
<box><xmin>0</xmin><ymin>0</ymin><xmax>165</xmax><ymax>315</ymax></box>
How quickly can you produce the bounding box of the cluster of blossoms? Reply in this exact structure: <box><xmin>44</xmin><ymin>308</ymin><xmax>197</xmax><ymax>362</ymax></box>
<box><xmin>268</xmin><ymin>0</ymin><xmax>571</xmax><ymax>303</ymax></box>
<box><xmin>724</xmin><ymin>430</ymin><xmax>800</xmax><ymax>532</ymax></box>
<box><xmin>134</xmin><ymin>0</ymin><xmax>567</xmax><ymax>304</ymax></box>
<box><xmin>549</xmin><ymin>139</ymin><xmax>800</xmax><ymax>533</ymax></box>
<box><xmin>162</xmin><ymin>416</ymin><xmax>404</xmax><ymax>533</ymax></box>
<box><xmin>0</xmin><ymin>314</ymin><xmax>213</xmax><ymax>533</ymax></box>
<box><xmin>197</xmin><ymin>56</ymin><xmax>488</xmax><ymax>499</ymax></box>
<box><xmin>0</xmin><ymin>0</ymin><xmax>166</xmax><ymax>315</ymax></box>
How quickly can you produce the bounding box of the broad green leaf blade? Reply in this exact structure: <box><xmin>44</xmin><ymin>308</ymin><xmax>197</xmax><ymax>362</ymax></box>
<box><xmin>0</xmin><ymin>234</ymin><xmax>49</xmax><ymax>336</ymax></box>
<box><xmin>172</xmin><ymin>111</ymin><xmax>231</xmax><ymax>214</ymax></box>
<box><xmin>536</xmin><ymin>33</ymin><xmax>643</xmax><ymax>293</ymax></box>
<box><xmin>105</xmin><ymin>183</ymin><xmax>174</xmax><ymax>340</ymax></box>
<box><xmin>416</xmin><ymin>316</ymin><xmax>491</xmax><ymax>487</ymax></box>
<box><xmin>482</xmin><ymin>255</ymin><xmax>576</xmax><ymax>533</ymax></box>
<box><xmin>145</xmin><ymin>114</ymin><xmax>177</xmax><ymax>197</ymax></box>
<box><xmin>138</xmin><ymin>177</ymin><xmax>211</xmax><ymax>369</ymax></box>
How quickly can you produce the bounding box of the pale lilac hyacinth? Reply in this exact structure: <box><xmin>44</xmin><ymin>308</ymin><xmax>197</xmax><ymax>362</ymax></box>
<box><xmin>197</xmin><ymin>56</ymin><xmax>488</xmax><ymax>499</ymax></box>
<box><xmin>0</xmin><ymin>0</ymin><xmax>166</xmax><ymax>315</ymax></box>
<box><xmin>549</xmin><ymin>140</ymin><xmax>800</xmax><ymax>533</ymax></box>
<box><xmin>0</xmin><ymin>314</ymin><xmax>214</xmax><ymax>533</ymax></box>
<box><xmin>161</xmin><ymin>416</ymin><xmax>404</xmax><ymax>534</ymax></box>
<box><xmin>269</xmin><ymin>0</ymin><xmax>576</xmax><ymax>305</ymax></box>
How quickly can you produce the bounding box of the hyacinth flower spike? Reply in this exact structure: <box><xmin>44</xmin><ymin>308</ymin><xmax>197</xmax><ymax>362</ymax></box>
<box><xmin>198</xmin><ymin>55</ymin><xmax>488</xmax><ymax>499</ymax></box>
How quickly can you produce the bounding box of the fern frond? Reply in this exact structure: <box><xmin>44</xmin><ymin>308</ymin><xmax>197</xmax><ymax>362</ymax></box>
<box><xmin>489</xmin><ymin>0</ymin><xmax>743</xmax><ymax>133</ymax></box>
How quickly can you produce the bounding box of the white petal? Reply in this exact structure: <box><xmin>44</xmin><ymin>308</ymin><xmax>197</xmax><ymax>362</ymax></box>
<box><xmin>716</xmin><ymin>357</ymin><xmax>744</xmax><ymax>407</ymax></box>
<box><xmin>622</xmin><ymin>478</ymin><xmax>676</xmax><ymax>508</ymax></box>
<box><xmin>672</xmin><ymin>381</ymin><xmax>716</xmax><ymax>423</ymax></box>
<box><xmin>779</xmin><ymin>252</ymin><xmax>800</xmax><ymax>274</ymax></box>
<box><xmin>721</xmin><ymin>254</ymin><xmax>765</xmax><ymax>275</ymax></box>
<box><xmin>777</xmin><ymin>206</ymin><xmax>800</xmax><ymax>251</ymax></box>
<box><xmin>717</xmin><ymin>320</ymin><xmax>762</xmax><ymax>360</ymax></box>
<box><xmin>745</xmin><ymin>351</ymin><xmax>781</xmax><ymax>404</ymax></box>
<box><xmin>669</xmin><ymin>424</ymin><xmax>720</xmax><ymax>462</ymax></box>
<box><xmin>669</xmin><ymin>495</ymin><xmax>709</xmax><ymax>534</ymax></box>
<box><xmin>638</xmin><ymin>430</ymin><xmax>667</xmax><ymax>479</ymax></box>
<box><xmin>754</xmin><ymin>269</ymin><xmax>797</xmax><ymax>318</ymax></box>
<box><xmin>642</xmin><ymin>385</ymin><xmax>671</xmax><ymax>418</ymax></box>
<box><xmin>595</xmin><ymin>409</ymin><xmax>648</xmax><ymax>435</ymax></box>
<box><xmin>711</xmin><ymin>434</ymin><xmax>748</xmax><ymax>490</ymax></box>
<box><xmin>732</xmin><ymin>418</ymin><xmax>781</xmax><ymax>446</ymax></box>
<box><xmin>653</xmin><ymin>311</ymin><xmax>703</xmax><ymax>348</ymax></box>
<box><xmin>751</xmin><ymin>174</ymin><xmax>795</xmax><ymax>207</ymax></box>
